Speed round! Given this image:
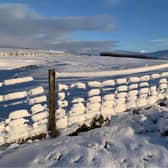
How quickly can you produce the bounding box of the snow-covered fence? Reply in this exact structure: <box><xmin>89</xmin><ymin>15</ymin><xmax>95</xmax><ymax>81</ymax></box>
<box><xmin>0</xmin><ymin>77</ymin><xmax>48</xmax><ymax>146</ymax></box>
<box><xmin>54</xmin><ymin>69</ymin><xmax>168</xmax><ymax>130</ymax></box>
<box><xmin>0</xmin><ymin>49</ymin><xmax>65</xmax><ymax>57</ymax></box>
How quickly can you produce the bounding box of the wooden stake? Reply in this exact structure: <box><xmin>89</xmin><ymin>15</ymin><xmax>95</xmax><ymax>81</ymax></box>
<box><xmin>48</xmin><ymin>69</ymin><xmax>57</xmax><ymax>137</ymax></box>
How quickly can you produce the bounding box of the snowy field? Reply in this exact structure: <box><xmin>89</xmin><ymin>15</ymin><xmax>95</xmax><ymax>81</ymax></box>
<box><xmin>1</xmin><ymin>104</ymin><xmax>168</xmax><ymax>167</ymax></box>
<box><xmin>1</xmin><ymin>53</ymin><xmax>168</xmax><ymax>167</ymax></box>
<box><xmin>0</xmin><ymin>53</ymin><xmax>167</xmax><ymax>88</ymax></box>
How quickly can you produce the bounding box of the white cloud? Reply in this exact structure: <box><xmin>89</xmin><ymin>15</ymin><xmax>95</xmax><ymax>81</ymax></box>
<box><xmin>0</xmin><ymin>3</ymin><xmax>116</xmax><ymax>51</ymax></box>
<box><xmin>151</xmin><ymin>39</ymin><xmax>168</xmax><ymax>43</ymax></box>
<box><xmin>139</xmin><ymin>50</ymin><xmax>146</xmax><ymax>53</ymax></box>
<box><xmin>48</xmin><ymin>40</ymin><xmax>118</xmax><ymax>52</ymax></box>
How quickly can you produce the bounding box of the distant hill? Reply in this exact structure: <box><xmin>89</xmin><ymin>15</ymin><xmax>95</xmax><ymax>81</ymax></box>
<box><xmin>146</xmin><ymin>50</ymin><xmax>168</xmax><ymax>59</ymax></box>
<box><xmin>100</xmin><ymin>50</ymin><xmax>158</xmax><ymax>60</ymax></box>
<box><xmin>100</xmin><ymin>50</ymin><xmax>168</xmax><ymax>60</ymax></box>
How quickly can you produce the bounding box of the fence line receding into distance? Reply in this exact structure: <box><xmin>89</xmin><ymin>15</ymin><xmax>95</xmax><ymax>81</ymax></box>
<box><xmin>48</xmin><ymin>64</ymin><xmax>168</xmax><ymax>135</ymax></box>
<box><xmin>1</xmin><ymin>63</ymin><xmax>168</xmax><ymax>146</ymax></box>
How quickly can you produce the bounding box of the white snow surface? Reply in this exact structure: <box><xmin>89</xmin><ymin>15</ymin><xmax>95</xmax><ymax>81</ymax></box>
<box><xmin>0</xmin><ymin>57</ymin><xmax>39</xmax><ymax>70</ymax></box>
<box><xmin>1</xmin><ymin>52</ymin><xmax>168</xmax><ymax>167</ymax></box>
<box><xmin>1</xmin><ymin>104</ymin><xmax>168</xmax><ymax>167</ymax></box>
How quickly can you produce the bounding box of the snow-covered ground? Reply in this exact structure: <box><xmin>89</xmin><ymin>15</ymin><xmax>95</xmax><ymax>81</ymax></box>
<box><xmin>1</xmin><ymin>52</ymin><xmax>168</xmax><ymax>167</ymax></box>
<box><xmin>0</xmin><ymin>57</ymin><xmax>39</xmax><ymax>70</ymax></box>
<box><xmin>1</xmin><ymin>53</ymin><xmax>167</xmax><ymax>88</ymax></box>
<box><xmin>0</xmin><ymin>53</ymin><xmax>167</xmax><ymax>77</ymax></box>
<box><xmin>1</xmin><ymin>104</ymin><xmax>168</xmax><ymax>167</ymax></box>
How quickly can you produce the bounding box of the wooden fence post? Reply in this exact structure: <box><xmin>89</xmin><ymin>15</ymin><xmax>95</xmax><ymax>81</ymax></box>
<box><xmin>48</xmin><ymin>69</ymin><xmax>57</xmax><ymax>137</ymax></box>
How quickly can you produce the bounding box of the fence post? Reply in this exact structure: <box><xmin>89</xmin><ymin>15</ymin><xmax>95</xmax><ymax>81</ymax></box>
<box><xmin>48</xmin><ymin>69</ymin><xmax>57</xmax><ymax>137</ymax></box>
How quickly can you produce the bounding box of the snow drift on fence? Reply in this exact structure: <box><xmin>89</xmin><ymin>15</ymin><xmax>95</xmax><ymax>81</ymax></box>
<box><xmin>0</xmin><ymin>77</ymin><xmax>48</xmax><ymax>145</ymax></box>
<box><xmin>55</xmin><ymin>71</ymin><xmax>168</xmax><ymax>129</ymax></box>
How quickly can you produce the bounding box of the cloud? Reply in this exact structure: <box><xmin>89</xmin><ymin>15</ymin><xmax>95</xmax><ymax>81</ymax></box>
<box><xmin>48</xmin><ymin>40</ymin><xmax>118</xmax><ymax>53</ymax></box>
<box><xmin>139</xmin><ymin>50</ymin><xmax>146</xmax><ymax>53</ymax></box>
<box><xmin>0</xmin><ymin>3</ymin><xmax>116</xmax><ymax>51</ymax></box>
<box><xmin>151</xmin><ymin>39</ymin><xmax>168</xmax><ymax>43</ymax></box>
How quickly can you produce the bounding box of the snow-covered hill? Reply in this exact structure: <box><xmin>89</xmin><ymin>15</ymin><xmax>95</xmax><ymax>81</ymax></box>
<box><xmin>1</xmin><ymin>51</ymin><xmax>168</xmax><ymax>167</ymax></box>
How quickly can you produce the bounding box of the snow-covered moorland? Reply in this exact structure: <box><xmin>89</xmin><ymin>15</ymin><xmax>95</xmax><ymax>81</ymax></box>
<box><xmin>1</xmin><ymin>104</ymin><xmax>168</xmax><ymax>167</ymax></box>
<box><xmin>1</xmin><ymin>51</ymin><xmax>168</xmax><ymax>167</ymax></box>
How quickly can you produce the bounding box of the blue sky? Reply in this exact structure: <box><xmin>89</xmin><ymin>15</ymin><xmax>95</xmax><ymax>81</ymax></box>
<box><xmin>0</xmin><ymin>0</ymin><xmax>167</xmax><ymax>52</ymax></box>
